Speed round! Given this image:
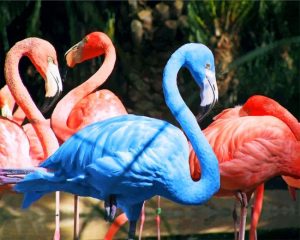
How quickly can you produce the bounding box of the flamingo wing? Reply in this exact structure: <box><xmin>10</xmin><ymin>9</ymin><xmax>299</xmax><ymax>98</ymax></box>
<box><xmin>67</xmin><ymin>90</ymin><xmax>127</xmax><ymax>130</ymax></box>
<box><xmin>0</xmin><ymin>117</ymin><xmax>32</xmax><ymax>168</ymax></box>
<box><xmin>205</xmin><ymin>116</ymin><xmax>300</xmax><ymax>195</ymax></box>
<box><xmin>15</xmin><ymin>114</ymin><xmax>189</xmax><ymax>207</ymax></box>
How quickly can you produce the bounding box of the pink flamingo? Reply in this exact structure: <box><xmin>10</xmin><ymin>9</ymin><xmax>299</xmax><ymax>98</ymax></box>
<box><xmin>106</xmin><ymin>95</ymin><xmax>300</xmax><ymax>240</ymax></box>
<box><xmin>191</xmin><ymin>95</ymin><xmax>300</xmax><ymax>240</ymax></box>
<box><xmin>1</xmin><ymin>37</ymin><xmax>63</xmax><ymax>240</ymax></box>
<box><xmin>0</xmin><ymin>85</ymin><xmax>25</xmax><ymax>125</ymax></box>
<box><xmin>50</xmin><ymin>31</ymin><xmax>127</xmax><ymax>239</ymax></box>
<box><xmin>0</xmin><ymin>85</ymin><xmax>45</xmax><ymax>164</ymax></box>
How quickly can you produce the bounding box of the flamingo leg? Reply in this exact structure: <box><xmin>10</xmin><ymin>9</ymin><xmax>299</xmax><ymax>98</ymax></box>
<box><xmin>288</xmin><ymin>186</ymin><xmax>297</xmax><ymax>201</ymax></box>
<box><xmin>138</xmin><ymin>202</ymin><xmax>145</xmax><ymax>240</ymax></box>
<box><xmin>156</xmin><ymin>196</ymin><xmax>161</xmax><ymax>240</ymax></box>
<box><xmin>104</xmin><ymin>195</ymin><xmax>117</xmax><ymax>222</ymax></box>
<box><xmin>236</xmin><ymin>192</ymin><xmax>248</xmax><ymax>240</ymax></box>
<box><xmin>73</xmin><ymin>195</ymin><xmax>80</xmax><ymax>240</ymax></box>
<box><xmin>54</xmin><ymin>191</ymin><xmax>60</xmax><ymax>240</ymax></box>
<box><xmin>232</xmin><ymin>199</ymin><xmax>239</xmax><ymax>240</ymax></box>
<box><xmin>250</xmin><ymin>205</ymin><xmax>257</xmax><ymax>240</ymax></box>
<box><xmin>128</xmin><ymin>220</ymin><xmax>137</xmax><ymax>240</ymax></box>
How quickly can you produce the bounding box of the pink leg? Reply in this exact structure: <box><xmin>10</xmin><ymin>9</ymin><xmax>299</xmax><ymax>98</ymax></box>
<box><xmin>250</xmin><ymin>206</ymin><xmax>257</xmax><ymax>240</ymax></box>
<box><xmin>236</xmin><ymin>192</ymin><xmax>248</xmax><ymax>240</ymax></box>
<box><xmin>53</xmin><ymin>191</ymin><xmax>60</xmax><ymax>240</ymax></box>
<box><xmin>232</xmin><ymin>199</ymin><xmax>239</xmax><ymax>240</ymax></box>
<box><xmin>156</xmin><ymin>196</ymin><xmax>161</xmax><ymax>240</ymax></box>
<box><xmin>74</xmin><ymin>195</ymin><xmax>80</xmax><ymax>240</ymax></box>
<box><xmin>250</xmin><ymin>184</ymin><xmax>264</xmax><ymax>240</ymax></box>
<box><xmin>138</xmin><ymin>202</ymin><xmax>145</xmax><ymax>240</ymax></box>
<box><xmin>288</xmin><ymin>186</ymin><xmax>297</xmax><ymax>201</ymax></box>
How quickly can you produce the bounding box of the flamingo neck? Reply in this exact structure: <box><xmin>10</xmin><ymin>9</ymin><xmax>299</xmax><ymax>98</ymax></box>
<box><xmin>278</xmin><ymin>110</ymin><xmax>300</xmax><ymax>141</ymax></box>
<box><xmin>243</xmin><ymin>101</ymin><xmax>300</xmax><ymax>140</ymax></box>
<box><xmin>51</xmin><ymin>46</ymin><xmax>116</xmax><ymax>142</ymax></box>
<box><xmin>162</xmin><ymin>52</ymin><xmax>219</xmax><ymax>204</ymax></box>
<box><xmin>4</xmin><ymin>39</ymin><xmax>59</xmax><ymax>158</ymax></box>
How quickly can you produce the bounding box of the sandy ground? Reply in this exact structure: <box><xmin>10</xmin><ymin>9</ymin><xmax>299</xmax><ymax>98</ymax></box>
<box><xmin>0</xmin><ymin>190</ymin><xmax>299</xmax><ymax>239</ymax></box>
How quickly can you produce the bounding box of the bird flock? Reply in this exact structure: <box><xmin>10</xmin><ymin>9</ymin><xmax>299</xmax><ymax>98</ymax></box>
<box><xmin>0</xmin><ymin>31</ymin><xmax>299</xmax><ymax>240</ymax></box>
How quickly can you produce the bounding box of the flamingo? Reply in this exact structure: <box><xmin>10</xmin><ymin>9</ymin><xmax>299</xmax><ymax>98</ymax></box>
<box><xmin>0</xmin><ymin>85</ymin><xmax>46</xmax><ymax>164</ymax></box>
<box><xmin>0</xmin><ymin>85</ymin><xmax>26</xmax><ymax>125</ymax></box>
<box><xmin>107</xmin><ymin>95</ymin><xmax>300</xmax><ymax>240</ymax></box>
<box><xmin>1</xmin><ymin>37</ymin><xmax>63</xmax><ymax>240</ymax></box>
<box><xmin>51</xmin><ymin>31</ymin><xmax>127</xmax><ymax>142</ymax></box>
<box><xmin>51</xmin><ymin>31</ymin><xmax>128</xmax><ymax>239</ymax></box>
<box><xmin>7</xmin><ymin>43</ymin><xmax>221</xmax><ymax>240</ymax></box>
<box><xmin>188</xmin><ymin>95</ymin><xmax>300</xmax><ymax>240</ymax></box>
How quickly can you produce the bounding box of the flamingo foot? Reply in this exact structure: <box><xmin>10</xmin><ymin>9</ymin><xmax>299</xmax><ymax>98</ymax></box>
<box><xmin>104</xmin><ymin>195</ymin><xmax>117</xmax><ymax>222</ymax></box>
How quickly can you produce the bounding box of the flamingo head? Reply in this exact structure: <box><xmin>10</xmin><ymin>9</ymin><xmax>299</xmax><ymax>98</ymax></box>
<box><xmin>65</xmin><ymin>31</ymin><xmax>113</xmax><ymax>68</ymax></box>
<box><xmin>0</xmin><ymin>86</ymin><xmax>13</xmax><ymax>118</ymax></box>
<box><xmin>0</xmin><ymin>99</ymin><xmax>12</xmax><ymax>118</ymax></box>
<box><xmin>180</xmin><ymin>44</ymin><xmax>218</xmax><ymax>121</ymax></box>
<box><xmin>26</xmin><ymin>38</ymin><xmax>63</xmax><ymax>113</ymax></box>
<box><xmin>241</xmin><ymin>95</ymin><xmax>279</xmax><ymax>116</ymax></box>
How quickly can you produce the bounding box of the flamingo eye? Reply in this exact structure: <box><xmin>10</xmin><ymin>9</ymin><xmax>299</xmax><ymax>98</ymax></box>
<box><xmin>48</xmin><ymin>57</ymin><xmax>54</xmax><ymax>63</ymax></box>
<box><xmin>83</xmin><ymin>37</ymin><xmax>88</xmax><ymax>44</ymax></box>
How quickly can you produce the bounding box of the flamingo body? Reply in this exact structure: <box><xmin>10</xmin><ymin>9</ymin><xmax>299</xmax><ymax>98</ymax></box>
<box><xmin>67</xmin><ymin>89</ymin><xmax>127</xmax><ymax>129</ymax></box>
<box><xmin>205</xmin><ymin>115</ymin><xmax>299</xmax><ymax>194</ymax></box>
<box><xmin>52</xmin><ymin>32</ymin><xmax>127</xmax><ymax>142</ymax></box>
<box><xmin>17</xmin><ymin>115</ymin><xmax>200</xmax><ymax>212</ymax></box>
<box><xmin>188</xmin><ymin>107</ymin><xmax>300</xmax><ymax>196</ymax></box>
<box><xmin>0</xmin><ymin>117</ymin><xmax>32</xmax><ymax>168</ymax></box>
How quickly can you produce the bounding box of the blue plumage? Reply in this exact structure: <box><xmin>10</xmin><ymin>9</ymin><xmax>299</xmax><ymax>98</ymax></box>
<box><xmin>16</xmin><ymin>115</ymin><xmax>189</xmax><ymax>208</ymax></box>
<box><xmin>15</xmin><ymin>43</ymin><xmax>220</xmax><ymax>238</ymax></box>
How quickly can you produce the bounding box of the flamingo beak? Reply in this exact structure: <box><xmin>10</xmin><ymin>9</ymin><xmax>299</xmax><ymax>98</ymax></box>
<box><xmin>65</xmin><ymin>41</ymin><xmax>84</xmax><ymax>68</ymax></box>
<box><xmin>40</xmin><ymin>61</ymin><xmax>63</xmax><ymax>113</ymax></box>
<box><xmin>196</xmin><ymin>68</ymin><xmax>218</xmax><ymax>122</ymax></box>
<box><xmin>0</xmin><ymin>103</ymin><xmax>13</xmax><ymax>119</ymax></box>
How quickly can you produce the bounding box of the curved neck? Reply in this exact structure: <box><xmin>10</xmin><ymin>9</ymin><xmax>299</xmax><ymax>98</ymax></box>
<box><xmin>162</xmin><ymin>53</ymin><xmax>219</xmax><ymax>204</ymax></box>
<box><xmin>274</xmin><ymin>109</ymin><xmax>300</xmax><ymax>141</ymax></box>
<box><xmin>243</xmin><ymin>100</ymin><xmax>300</xmax><ymax>141</ymax></box>
<box><xmin>51</xmin><ymin>45</ymin><xmax>116</xmax><ymax>142</ymax></box>
<box><xmin>4</xmin><ymin>40</ymin><xmax>59</xmax><ymax>158</ymax></box>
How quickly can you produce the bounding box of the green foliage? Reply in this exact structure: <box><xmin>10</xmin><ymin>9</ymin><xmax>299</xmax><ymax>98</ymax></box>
<box><xmin>0</xmin><ymin>1</ymin><xmax>28</xmax><ymax>51</ymax></box>
<box><xmin>186</xmin><ymin>0</ymin><xmax>254</xmax><ymax>45</ymax></box>
<box><xmin>26</xmin><ymin>0</ymin><xmax>41</xmax><ymax>37</ymax></box>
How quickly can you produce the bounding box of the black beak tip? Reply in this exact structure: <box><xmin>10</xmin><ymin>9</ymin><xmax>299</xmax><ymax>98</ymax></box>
<box><xmin>196</xmin><ymin>104</ymin><xmax>211</xmax><ymax>123</ymax></box>
<box><xmin>40</xmin><ymin>91</ymin><xmax>62</xmax><ymax>114</ymax></box>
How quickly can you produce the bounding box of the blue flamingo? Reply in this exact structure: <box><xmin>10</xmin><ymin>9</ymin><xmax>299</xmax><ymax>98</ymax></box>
<box><xmin>12</xmin><ymin>43</ymin><xmax>220</xmax><ymax>239</ymax></box>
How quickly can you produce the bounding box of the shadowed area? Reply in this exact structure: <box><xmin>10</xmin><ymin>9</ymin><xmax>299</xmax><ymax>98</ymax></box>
<box><xmin>0</xmin><ymin>190</ymin><xmax>299</xmax><ymax>239</ymax></box>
